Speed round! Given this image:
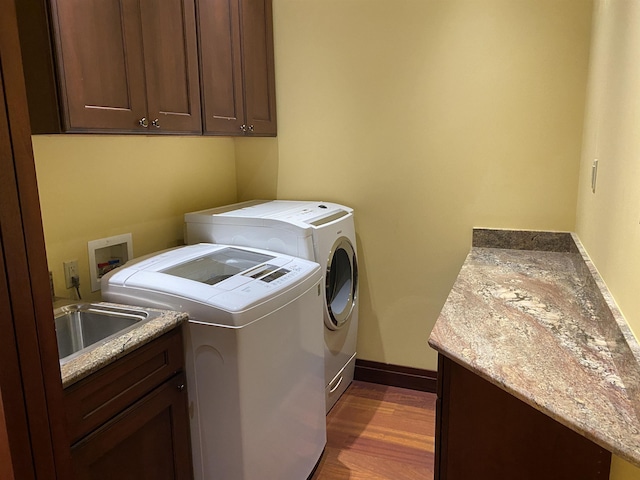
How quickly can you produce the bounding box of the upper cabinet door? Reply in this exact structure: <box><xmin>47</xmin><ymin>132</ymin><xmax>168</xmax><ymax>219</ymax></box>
<box><xmin>240</xmin><ymin>0</ymin><xmax>277</xmax><ymax>136</ymax></box>
<box><xmin>197</xmin><ymin>0</ymin><xmax>245</xmax><ymax>135</ymax></box>
<box><xmin>50</xmin><ymin>0</ymin><xmax>148</xmax><ymax>131</ymax></box>
<box><xmin>139</xmin><ymin>0</ymin><xmax>202</xmax><ymax>134</ymax></box>
<box><xmin>198</xmin><ymin>0</ymin><xmax>276</xmax><ymax>136</ymax></box>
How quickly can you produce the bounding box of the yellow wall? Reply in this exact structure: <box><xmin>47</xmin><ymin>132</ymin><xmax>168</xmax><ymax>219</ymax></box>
<box><xmin>30</xmin><ymin>1</ymin><xmax>638</xmax><ymax>476</ymax></box>
<box><xmin>576</xmin><ymin>0</ymin><xmax>640</xmax><ymax>477</ymax></box>
<box><xmin>235</xmin><ymin>137</ymin><xmax>279</xmax><ymax>200</ymax></box>
<box><xmin>33</xmin><ymin>135</ymin><xmax>237</xmax><ymax>302</ymax></box>
<box><xmin>239</xmin><ymin>0</ymin><xmax>592</xmax><ymax>370</ymax></box>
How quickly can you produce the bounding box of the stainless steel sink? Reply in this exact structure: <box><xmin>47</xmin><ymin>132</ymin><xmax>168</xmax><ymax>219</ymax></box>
<box><xmin>54</xmin><ymin>303</ymin><xmax>154</xmax><ymax>363</ymax></box>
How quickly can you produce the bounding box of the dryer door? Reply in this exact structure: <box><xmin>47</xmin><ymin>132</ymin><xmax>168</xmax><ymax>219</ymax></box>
<box><xmin>325</xmin><ymin>236</ymin><xmax>358</xmax><ymax>330</ymax></box>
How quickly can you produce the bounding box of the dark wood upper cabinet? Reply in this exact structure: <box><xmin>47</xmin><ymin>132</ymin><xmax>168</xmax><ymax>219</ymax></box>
<box><xmin>196</xmin><ymin>0</ymin><xmax>244</xmax><ymax>134</ymax></box>
<box><xmin>138</xmin><ymin>0</ymin><xmax>202</xmax><ymax>133</ymax></box>
<box><xmin>197</xmin><ymin>0</ymin><xmax>277</xmax><ymax>136</ymax></box>
<box><xmin>16</xmin><ymin>0</ymin><xmax>202</xmax><ymax>134</ymax></box>
<box><xmin>51</xmin><ymin>0</ymin><xmax>147</xmax><ymax>132</ymax></box>
<box><xmin>240</xmin><ymin>0</ymin><xmax>277</xmax><ymax>135</ymax></box>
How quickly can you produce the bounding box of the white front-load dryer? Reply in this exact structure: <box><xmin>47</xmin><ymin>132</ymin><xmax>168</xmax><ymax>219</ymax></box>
<box><xmin>185</xmin><ymin>200</ymin><xmax>359</xmax><ymax>412</ymax></box>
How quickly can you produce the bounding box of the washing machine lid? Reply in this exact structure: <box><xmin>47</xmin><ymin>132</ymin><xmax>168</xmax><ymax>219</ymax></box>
<box><xmin>102</xmin><ymin>244</ymin><xmax>321</xmax><ymax>327</ymax></box>
<box><xmin>185</xmin><ymin>200</ymin><xmax>353</xmax><ymax>231</ymax></box>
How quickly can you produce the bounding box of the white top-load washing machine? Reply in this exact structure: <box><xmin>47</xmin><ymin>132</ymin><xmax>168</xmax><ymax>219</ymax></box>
<box><xmin>184</xmin><ymin>200</ymin><xmax>358</xmax><ymax>412</ymax></box>
<box><xmin>101</xmin><ymin>243</ymin><xmax>326</xmax><ymax>480</ymax></box>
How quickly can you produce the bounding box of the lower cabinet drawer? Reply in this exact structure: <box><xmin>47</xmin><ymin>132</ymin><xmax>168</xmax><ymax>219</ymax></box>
<box><xmin>64</xmin><ymin>328</ymin><xmax>184</xmax><ymax>443</ymax></box>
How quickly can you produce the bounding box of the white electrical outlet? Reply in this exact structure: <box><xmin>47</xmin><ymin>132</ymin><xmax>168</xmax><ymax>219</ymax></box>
<box><xmin>63</xmin><ymin>260</ymin><xmax>79</xmax><ymax>289</ymax></box>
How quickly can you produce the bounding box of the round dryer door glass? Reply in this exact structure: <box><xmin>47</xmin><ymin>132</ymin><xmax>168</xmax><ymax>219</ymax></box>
<box><xmin>325</xmin><ymin>237</ymin><xmax>358</xmax><ymax>330</ymax></box>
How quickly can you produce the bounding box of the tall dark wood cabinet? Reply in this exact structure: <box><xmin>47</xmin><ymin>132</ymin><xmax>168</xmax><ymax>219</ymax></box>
<box><xmin>435</xmin><ymin>355</ymin><xmax>611</xmax><ymax>480</ymax></box>
<box><xmin>17</xmin><ymin>0</ymin><xmax>202</xmax><ymax>134</ymax></box>
<box><xmin>0</xmin><ymin>0</ymin><xmax>73</xmax><ymax>477</ymax></box>
<box><xmin>197</xmin><ymin>0</ymin><xmax>277</xmax><ymax>136</ymax></box>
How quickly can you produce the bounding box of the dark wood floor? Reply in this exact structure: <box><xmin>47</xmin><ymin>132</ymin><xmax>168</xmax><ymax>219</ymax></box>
<box><xmin>311</xmin><ymin>381</ymin><xmax>436</xmax><ymax>480</ymax></box>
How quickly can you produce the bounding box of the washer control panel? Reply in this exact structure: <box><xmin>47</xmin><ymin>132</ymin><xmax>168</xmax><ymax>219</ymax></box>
<box><xmin>247</xmin><ymin>263</ymin><xmax>291</xmax><ymax>283</ymax></box>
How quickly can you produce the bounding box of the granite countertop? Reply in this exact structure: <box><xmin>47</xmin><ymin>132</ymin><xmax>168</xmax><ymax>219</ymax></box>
<box><xmin>428</xmin><ymin>229</ymin><xmax>640</xmax><ymax>467</ymax></box>
<box><xmin>59</xmin><ymin>302</ymin><xmax>188</xmax><ymax>388</ymax></box>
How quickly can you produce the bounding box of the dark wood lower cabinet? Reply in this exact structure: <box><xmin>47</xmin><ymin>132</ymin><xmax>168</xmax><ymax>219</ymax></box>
<box><xmin>65</xmin><ymin>328</ymin><xmax>193</xmax><ymax>480</ymax></box>
<box><xmin>435</xmin><ymin>355</ymin><xmax>611</xmax><ymax>480</ymax></box>
<box><xmin>71</xmin><ymin>372</ymin><xmax>192</xmax><ymax>480</ymax></box>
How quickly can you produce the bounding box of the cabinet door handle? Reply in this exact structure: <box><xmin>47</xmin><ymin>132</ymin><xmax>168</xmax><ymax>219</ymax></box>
<box><xmin>152</xmin><ymin>118</ymin><xmax>160</xmax><ymax>129</ymax></box>
<box><xmin>248</xmin><ymin>124</ymin><xmax>254</xmax><ymax>133</ymax></box>
<box><xmin>240</xmin><ymin>124</ymin><xmax>247</xmax><ymax>133</ymax></box>
<box><xmin>177</xmin><ymin>384</ymin><xmax>185</xmax><ymax>392</ymax></box>
<box><xmin>139</xmin><ymin>117</ymin><xmax>149</xmax><ymax>128</ymax></box>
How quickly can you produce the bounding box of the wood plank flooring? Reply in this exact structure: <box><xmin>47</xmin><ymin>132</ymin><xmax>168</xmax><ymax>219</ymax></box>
<box><xmin>311</xmin><ymin>381</ymin><xmax>436</xmax><ymax>480</ymax></box>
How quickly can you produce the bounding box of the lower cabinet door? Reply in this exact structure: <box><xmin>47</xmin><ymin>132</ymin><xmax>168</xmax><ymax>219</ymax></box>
<box><xmin>435</xmin><ymin>355</ymin><xmax>611</xmax><ymax>480</ymax></box>
<box><xmin>71</xmin><ymin>372</ymin><xmax>192</xmax><ymax>480</ymax></box>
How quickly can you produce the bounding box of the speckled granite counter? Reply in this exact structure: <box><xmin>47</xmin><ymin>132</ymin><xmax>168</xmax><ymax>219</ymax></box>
<box><xmin>428</xmin><ymin>229</ymin><xmax>640</xmax><ymax>467</ymax></box>
<box><xmin>59</xmin><ymin>303</ymin><xmax>188</xmax><ymax>388</ymax></box>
